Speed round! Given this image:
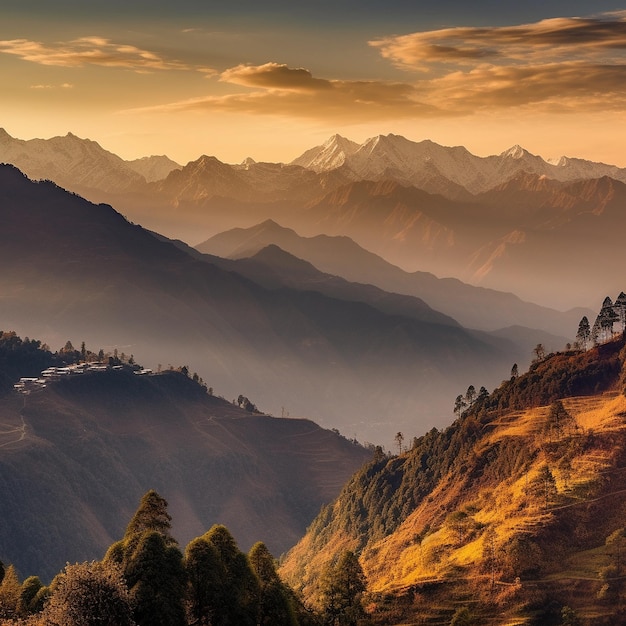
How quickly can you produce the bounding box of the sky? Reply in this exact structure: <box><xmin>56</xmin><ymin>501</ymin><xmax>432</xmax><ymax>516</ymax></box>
<box><xmin>3</xmin><ymin>1</ymin><xmax>626</xmax><ymax>165</ymax></box>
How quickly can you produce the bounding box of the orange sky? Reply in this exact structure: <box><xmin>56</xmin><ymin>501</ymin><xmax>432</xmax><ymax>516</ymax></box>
<box><xmin>3</xmin><ymin>3</ymin><xmax>626</xmax><ymax>165</ymax></box>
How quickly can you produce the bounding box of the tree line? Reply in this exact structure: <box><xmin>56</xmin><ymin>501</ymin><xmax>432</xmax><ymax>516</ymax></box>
<box><xmin>0</xmin><ymin>491</ymin><xmax>367</xmax><ymax>626</ymax></box>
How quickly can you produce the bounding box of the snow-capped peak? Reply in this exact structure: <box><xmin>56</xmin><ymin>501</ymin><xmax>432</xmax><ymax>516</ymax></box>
<box><xmin>501</xmin><ymin>145</ymin><xmax>528</xmax><ymax>159</ymax></box>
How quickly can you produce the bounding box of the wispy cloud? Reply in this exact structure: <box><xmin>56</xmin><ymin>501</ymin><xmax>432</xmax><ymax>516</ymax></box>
<box><xmin>125</xmin><ymin>62</ymin><xmax>438</xmax><ymax>122</ymax></box>
<box><xmin>370</xmin><ymin>13</ymin><xmax>626</xmax><ymax>70</ymax></box>
<box><xmin>30</xmin><ymin>82</ymin><xmax>74</xmax><ymax>89</ymax></box>
<box><xmin>123</xmin><ymin>12</ymin><xmax>626</xmax><ymax>123</ymax></box>
<box><xmin>0</xmin><ymin>37</ymin><xmax>210</xmax><ymax>72</ymax></box>
<box><xmin>362</xmin><ymin>12</ymin><xmax>626</xmax><ymax>116</ymax></box>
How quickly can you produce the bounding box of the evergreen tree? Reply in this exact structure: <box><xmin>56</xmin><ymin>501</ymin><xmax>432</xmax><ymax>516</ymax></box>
<box><xmin>105</xmin><ymin>491</ymin><xmax>186</xmax><ymax>626</ymax></box>
<box><xmin>477</xmin><ymin>386</ymin><xmax>489</xmax><ymax>402</ymax></box>
<box><xmin>454</xmin><ymin>395</ymin><xmax>467</xmax><ymax>418</ymax></box>
<box><xmin>615</xmin><ymin>292</ymin><xmax>626</xmax><ymax>333</ymax></box>
<box><xmin>126</xmin><ymin>532</ymin><xmax>186</xmax><ymax>626</ymax></box>
<box><xmin>185</xmin><ymin>536</ymin><xmax>223</xmax><ymax>625</ymax></box>
<box><xmin>533</xmin><ymin>343</ymin><xmax>546</xmax><ymax>362</ymax></box>
<box><xmin>319</xmin><ymin>550</ymin><xmax>366</xmax><ymax>626</ymax></box>
<box><xmin>248</xmin><ymin>542</ymin><xmax>297</xmax><ymax>626</ymax></box>
<box><xmin>124</xmin><ymin>490</ymin><xmax>174</xmax><ymax>544</ymax></box>
<box><xmin>0</xmin><ymin>564</ymin><xmax>21</xmax><ymax>619</ymax></box>
<box><xmin>394</xmin><ymin>431</ymin><xmax>404</xmax><ymax>455</ymax></box>
<box><xmin>17</xmin><ymin>575</ymin><xmax>44</xmax><ymax>616</ymax></box>
<box><xmin>532</xmin><ymin>465</ymin><xmax>557</xmax><ymax>510</ymax></box>
<box><xmin>576</xmin><ymin>316</ymin><xmax>591</xmax><ymax>351</ymax></box>
<box><xmin>595</xmin><ymin>297</ymin><xmax>619</xmax><ymax>343</ymax></box>
<box><xmin>510</xmin><ymin>363</ymin><xmax>519</xmax><ymax>379</ymax></box>
<box><xmin>197</xmin><ymin>524</ymin><xmax>260</xmax><ymax>626</ymax></box>
<box><xmin>465</xmin><ymin>385</ymin><xmax>476</xmax><ymax>406</ymax></box>
<box><xmin>546</xmin><ymin>400</ymin><xmax>575</xmax><ymax>439</ymax></box>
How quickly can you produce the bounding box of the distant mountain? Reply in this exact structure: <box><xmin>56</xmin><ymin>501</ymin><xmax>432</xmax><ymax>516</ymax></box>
<box><xmin>126</xmin><ymin>154</ymin><xmax>181</xmax><ymax>182</ymax></box>
<box><xmin>285</xmin><ymin>175</ymin><xmax>626</xmax><ymax>309</ymax></box>
<box><xmin>281</xmin><ymin>335</ymin><xmax>626</xmax><ymax>624</ymax></box>
<box><xmin>196</xmin><ymin>220</ymin><xmax>590</xmax><ymax>338</ymax></box>
<box><xmin>3</xmin><ymin>129</ymin><xmax>624</xmax><ymax>308</ymax></box>
<box><xmin>465</xmin><ymin>175</ymin><xmax>626</xmax><ymax>306</ymax></box>
<box><xmin>0</xmin><ymin>364</ymin><xmax>370</xmax><ymax>580</ymax></box>
<box><xmin>0</xmin><ymin>164</ymin><xmax>521</xmax><ymax>443</ymax></box>
<box><xmin>292</xmin><ymin>133</ymin><xmax>626</xmax><ymax>195</ymax></box>
<box><xmin>0</xmin><ymin>128</ymin><xmax>180</xmax><ymax>196</ymax></box>
<box><xmin>205</xmin><ymin>243</ymin><xmax>461</xmax><ymax>329</ymax></box>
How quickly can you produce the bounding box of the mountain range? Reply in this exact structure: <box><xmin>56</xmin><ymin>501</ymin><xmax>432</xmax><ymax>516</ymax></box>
<box><xmin>0</xmin><ymin>164</ymin><xmax>524</xmax><ymax>444</ymax></box>
<box><xmin>1</xmin><ymin>128</ymin><xmax>623</xmax><ymax>308</ymax></box>
<box><xmin>196</xmin><ymin>219</ymin><xmax>588</xmax><ymax>337</ymax></box>
<box><xmin>292</xmin><ymin>133</ymin><xmax>626</xmax><ymax>195</ymax></box>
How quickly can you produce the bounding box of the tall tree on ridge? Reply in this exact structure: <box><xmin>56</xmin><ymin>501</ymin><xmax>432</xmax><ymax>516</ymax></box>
<box><xmin>576</xmin><ymin>316</ymin><xmax>591</xmax><ymax>351</ymax></box>
<box><xmin>615</xmin><ymin>292</ymin><xmax>626</xmax><ymax>333</ymax></box>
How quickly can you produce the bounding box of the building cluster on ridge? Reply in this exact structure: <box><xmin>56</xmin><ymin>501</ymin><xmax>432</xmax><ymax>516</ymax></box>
<box><xmin>13</xmin><ymin>362</ymin><xmax>153</xmax><ymax>395</ymax></box>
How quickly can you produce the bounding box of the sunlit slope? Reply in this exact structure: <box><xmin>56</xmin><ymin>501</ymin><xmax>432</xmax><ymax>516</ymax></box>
<box><xmin>281</xmin><ymin>335</ymin><xmax>626</xmax><ymax>624</ymax></box>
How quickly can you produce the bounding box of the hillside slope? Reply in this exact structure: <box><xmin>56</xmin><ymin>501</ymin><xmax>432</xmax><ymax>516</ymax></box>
<box><xmin>0</xmin><ymin>366</ymin><xmax>370</xmax><ymax>582</ymax></box>
<box><xmin>281</xmin><ymin>335</ymin><xmax>626</xmax><ymax>625</ymax></box>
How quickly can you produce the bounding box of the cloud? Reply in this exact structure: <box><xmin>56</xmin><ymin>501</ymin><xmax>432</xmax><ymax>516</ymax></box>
<box><xmin>361</xmin><ymin>12</ymin><xmax>626</xmax><ymax>116</ymax></box>
<box><xmin>123</xmin><ymin>12</ymin><xmax>626</xmax><ymax>124</ymax></box>
<box><xmin>220</xmin><ymin>63</ymin><xmax>332</xmax><ymax>91</ymax></box>
<box><xmin>429</xmin><ymin>62</ymin><xmax>626</xmax><ymax>113</ymax></box>
<box><xmin>370</xmin><ymin>13</ymin><xmax>626</xmax><ymax>70</ymax></box>
<box><xmin>30</xmin><ymin>83</ymin><xmax>74</xmax><ymax>89</ymax></box>
<box><xmin>0</xmin><ymin>37</ymin><xmax>205</xmax><ymax>72</ymax></box>
<box><xmin>125</xmin><ymin>62</ymin><xmax>440</xmax><ymax>122</ymax></box>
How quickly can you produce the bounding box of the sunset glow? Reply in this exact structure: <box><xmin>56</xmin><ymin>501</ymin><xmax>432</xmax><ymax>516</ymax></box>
<box><xmin>3</xmin><ymin>1</ymin><xmax>626</xmax><ymax>165</ymax></box>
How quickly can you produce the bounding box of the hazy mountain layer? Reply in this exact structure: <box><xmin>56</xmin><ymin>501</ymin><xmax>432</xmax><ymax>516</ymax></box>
<box><xmin>0</xmin><ymin>368</ymin><xmax>370</xmax><ymax>581</ymax></box>
<box><xmin>0</xmin><ymin>165</ymin><xmax>520</xmax><ymax>444</ymax></box>
<box><xmin>1</xmin><ymin>129</ymin><xmax>624</xmax><ymax>308</ymax></box>
<box><xmin>196</xmin><ymin>220</ymin><xmax>589</xmax><ymax>339</ymax></box>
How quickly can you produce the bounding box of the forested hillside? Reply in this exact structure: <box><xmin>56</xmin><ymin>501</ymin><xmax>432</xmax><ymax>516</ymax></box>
<box><xmin>281</xmin><ymin>332</ymin><xmax>626</xmax><ymax>625</ymax></box>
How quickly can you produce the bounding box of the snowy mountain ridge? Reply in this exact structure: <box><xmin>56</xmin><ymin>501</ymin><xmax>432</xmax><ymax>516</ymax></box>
<box><xmin>0</xmin><ymin>128</ymin><xmax>181</xmax><ymax>194</ymax></box>
<box><xmin>291</xmin><ymin>133</ymin><xmax>626</xmax><ymax>195</ymax></box>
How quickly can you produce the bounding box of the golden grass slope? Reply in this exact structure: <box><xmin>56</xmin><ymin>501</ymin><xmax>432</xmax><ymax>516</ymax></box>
<box><xmin>361</xmin><ymin>392</ymin><xmax>626</xmax><ymax>594</ymax></box>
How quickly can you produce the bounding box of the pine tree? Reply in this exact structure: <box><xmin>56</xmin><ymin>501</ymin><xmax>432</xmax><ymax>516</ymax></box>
<box><xmin>615</xmin><ymin>292</ymin><xmax>626</xmax><ymax>332</ymax></box>
<box><xmin>105</xmin><ymin>491</ymin><xmax>186</xmax><ymax>626</ymax></box>
<box><xmin>126</xmin><ymin>532</ymin><xmax>186</xmax><ymax>626</ymax></box>
<box><xmin>0</xmin><ymin>564</ymin><xmax>21</xmax><ymax>619</ymax></box>
<box><xmin>17</xmin><ymin>576</ymin><xmax>44</xmax><ymax>616</ymax></box>
<box><xmin>185</xmin><ymin>536</ymin><xmax>222</xmax><ymax>626</ymax></box>
<box><xmin>576</xmin><ymin>316</ymin><xmax>591</xmax><ymax>351</ymax></box>
<box><xmin>595</xmin><ymin>297</ymin><xmax>619</xmax><ymax>343</ymax></box>
<box><xmin>465</xmin><ymin>385</ymin><xmax>476</xmax><ymax>406</ymax></box>
<box><xmin>248</xmin><ymin>542</ymin><xmax>297</xmax><ymax>626</ymax></box>
<box><xmin>196</xmin><ymin>524</ymin><xmax>260</xmax><ymax>626</ymax></box>
<box><xmin>319</xmin><ymin>550</ymin><xmax>366</xmax><ymax>626</ymax></box>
